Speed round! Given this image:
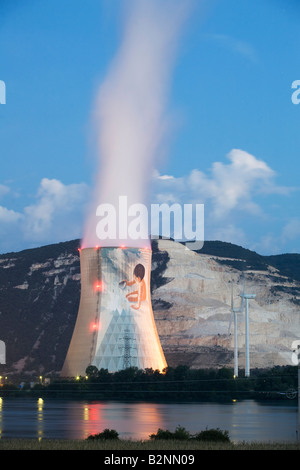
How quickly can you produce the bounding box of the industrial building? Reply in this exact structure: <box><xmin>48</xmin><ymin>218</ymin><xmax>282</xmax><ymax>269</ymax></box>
<box><xmin>61</xmin><ymin>246</ymin><xmax>167</xmax><ymax>377</ymax></box>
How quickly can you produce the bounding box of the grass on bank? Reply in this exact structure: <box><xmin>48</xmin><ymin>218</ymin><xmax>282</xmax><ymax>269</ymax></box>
<box><xmin>0</xmin><ymin>427</ymin><xmax>299</xmax><ymax>450</ymax></box>
<box><xmin>0</xmin><ymin>438</ymin><xmax>299</xmax><ymax>450</ymax></box>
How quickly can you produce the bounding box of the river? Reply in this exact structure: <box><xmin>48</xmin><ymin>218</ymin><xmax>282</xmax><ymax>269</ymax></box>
<box><xmin>0</xmin><ymin>398</ymin><xmax>297</xmax><ymax>443</ymax></box>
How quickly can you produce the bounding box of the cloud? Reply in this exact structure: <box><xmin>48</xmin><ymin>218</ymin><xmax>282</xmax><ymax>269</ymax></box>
<box><xmin>204</xmin><ymin>33</ymin><xmax>258</xmax><ymax>63</ymax></box>
<box><xmin>211</xmin><ymin>224</ymin><xmax>248</xmax><ymax>247</ymax></box>
<box><xmin>191</xmin><ymin>149</ymin><xmax>276</xmax><ymax>217</ymax></box>
<box><xmin>153</xmin><ymin>149</ymin><xmax>282</xmax><ymax>217</ymax></box>
<box><xmin>0</xmin><ymin>149</ymin><xmax>297</xmax><ymax>255</ymax></box>
<box><xmin>0</xmin><ymin>205</ymin><xmax>22</xmax><ymax>225</ymax></box>
<box><xmin>0</xmin><ymin>185</ymin><xmax>23</xmax><ymax>233</ymax></box>
<box><xmin>0</xmin><ymin>184</ymin><xmax>10</xmax><ymax>199</ymax></box>
<box><xmin>251</xmin><ymin>219</ymin><xmax>300</xmax><ymax>256</ymax></box>
<box><xmin>0</xmin><ymin>178</ymin><xmax>89</xmax><ymax>253</ymax></box>
<box><xmin>0</xmin><ymin>205</ymin><xmax>23</xmax><ymax>253</ymax></box>
<box><xmin>23</xmin><ymin>178</ymin><xmax>89</xmax><ymax>243</ymax></box>
<box><xmin>281</xmin><ymin>218</ymin><xmax>300</xmax><ymax>243</ymax></box>
<box><xmin>151</xmin><ymin>148</ymin><xmax>297</xmax><ymax>252</ymax></box>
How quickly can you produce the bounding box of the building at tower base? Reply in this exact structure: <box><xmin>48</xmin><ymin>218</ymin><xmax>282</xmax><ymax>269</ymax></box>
<box><xmin>61</xmin><ymin>247</ymin><xmax>167</xmax><ymax>377</ymax></box>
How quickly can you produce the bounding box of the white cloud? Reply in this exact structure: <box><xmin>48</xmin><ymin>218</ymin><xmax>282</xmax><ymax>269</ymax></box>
<box><xmin>23</xmin><ymin>178</ymin><xmax>89</xmax><ymax>242</ymax></box>
<box><xmin>0</xmin><ymin>205</ymin><xmax>24</xmax><ymax>253</ymax></box>
<box><xmin>0</xmin><ymin>183</ymin><xmax>23</xmax><ymax>232</ymax></box>
<box><xmin>0</xmin><ymin>149</ymin><xmax>297</xmax><ymax>255</ymax></box>
<box><xmin>189</xmin><ymin>149</ymin><xmax>274</xmax><ymax>218</ymax></box>
<box><xmin>151</xmin><ymin>149</ymin><xmax>297</xmax><ymax>252</ymax></box>
<box><xmin>0</xmin><ymin>205</ymin><xmax>22</xmax><ymax>225</ymax></box>
<box><xmin>0</xmin><ymin>178</ymin><xmax>89</xmax><ymax>253</ymax></box>
<box><xmin>153</xmin><ymin>149</ymin><xmax>281</xmax><ymax>217</ymax></box>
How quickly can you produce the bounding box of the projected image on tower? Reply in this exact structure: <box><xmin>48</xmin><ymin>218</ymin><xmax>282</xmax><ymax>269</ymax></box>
<box><xmin>61</xmin><ymin>246</ymin><xmax>167</xmax><ymax>376</ymax></box>
<box><xmin>92</xmin><ymin>248</ymin><xmax>166</xmax><ymax>372</ymax></box>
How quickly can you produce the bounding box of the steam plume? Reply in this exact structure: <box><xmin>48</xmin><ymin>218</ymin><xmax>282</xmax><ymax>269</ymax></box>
<box><xmin>82</xmin><ymin>0</ymin><xmax>190</xmax><ymax>249</ymax></box>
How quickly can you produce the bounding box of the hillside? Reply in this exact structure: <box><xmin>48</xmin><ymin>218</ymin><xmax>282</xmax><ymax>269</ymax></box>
<box><xmin>0</xmin><ymin>239</ymin><xmax>299</xmax><ymax>378</ymax></box>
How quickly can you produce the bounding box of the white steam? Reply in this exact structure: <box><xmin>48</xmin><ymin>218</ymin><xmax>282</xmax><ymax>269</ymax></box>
<box><xmin>82</xmin><ymin>0</ymin><xmax>190</xmax><ymax>249</ymax></box>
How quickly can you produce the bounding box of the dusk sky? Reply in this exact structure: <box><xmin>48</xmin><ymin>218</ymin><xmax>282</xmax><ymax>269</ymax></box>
<box><xmin>0</xmin><ymin>0</ymin><xmax>300</xmax><ymax>255</ymax></box>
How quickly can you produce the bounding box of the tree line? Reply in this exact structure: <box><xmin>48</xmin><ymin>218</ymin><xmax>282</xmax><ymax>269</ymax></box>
<box><xmin>4</xmin><ymin>364</ymin><xmax>296</xmax><ymax>401</ymax></box>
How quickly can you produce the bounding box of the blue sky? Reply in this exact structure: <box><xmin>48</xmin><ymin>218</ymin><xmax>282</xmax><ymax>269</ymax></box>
<box><xmin>0</xmin><ymin>0</ymin><xmax>300</xmax><ymax>255</ymax></box>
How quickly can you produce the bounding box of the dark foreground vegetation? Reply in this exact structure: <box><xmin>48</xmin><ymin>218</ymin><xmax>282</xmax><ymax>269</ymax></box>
<box><xmin>0</xmin><ymin>436</ymin><xmax>299</xmax><ymax>450</ymax></box>
<box><xmin>86</xmin><ymin>426</ymin><xmax>230</xmax><ymax>443</ymax></box>
<box><xmin>0</xmin><ymin>365</ymin><xmax>298</xmax><ymax>402</ymax></box>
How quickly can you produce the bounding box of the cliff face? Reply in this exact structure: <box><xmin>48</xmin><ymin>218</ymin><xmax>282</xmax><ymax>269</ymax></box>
<box><xmin>152</xmin><ymin>240</ymin><xmax>300</xmax><ymax>370</ymax></box>
<box><xmin>0</xmin><ymin>239</ymin><xmax>299</xmax><ymax>377</ymax></box>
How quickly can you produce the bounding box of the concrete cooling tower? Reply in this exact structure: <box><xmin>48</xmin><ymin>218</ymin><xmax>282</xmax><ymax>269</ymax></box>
<box><xmin>61</xmin><ymin>247</ymin><xmax>167</xmax><ymax>377</ymax></box>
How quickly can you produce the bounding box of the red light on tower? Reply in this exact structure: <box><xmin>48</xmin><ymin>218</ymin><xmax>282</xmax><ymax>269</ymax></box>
<box><xmin>90</xmin><ymin>321</ymin><xmax>100</xmax><ymax>332</ymax></box>
<box><xmin>94</xmin><ymin>280</ymin><xmax>104</xmax><ymax>292</ymax></box>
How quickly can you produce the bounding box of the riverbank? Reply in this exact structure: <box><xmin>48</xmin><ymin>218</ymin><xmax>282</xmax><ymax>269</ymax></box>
<box><xmin>4</xmin><ymin>365</ymin><xmax>297</xmax><ymax>402</ymax></box>
<box><xmin>0</xmin><ymin>438</ymin><xmax>299</xmax><ymax>450</ymax></box>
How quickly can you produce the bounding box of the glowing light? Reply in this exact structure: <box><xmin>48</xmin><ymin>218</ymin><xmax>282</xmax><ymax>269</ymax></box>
<box><xmin>119</xmin><ymin>245</ymin><xmax>126</xmax><ymax>249</ymax></box>
<box><xmin>94</xmin><ymin>280</ymin><xmax>104</xmax><ymax>292</ymax></box>
<box><xmin>90</xmin><ymin>322</ymin><xmax>100</xmax><ymax>332</ymax></box>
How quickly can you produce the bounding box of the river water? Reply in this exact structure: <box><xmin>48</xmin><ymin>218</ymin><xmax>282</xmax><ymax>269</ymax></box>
<box><xmin>0</xmin><ymin>398</ymin><xmax>297</xmax><ymax>443</ymax></box>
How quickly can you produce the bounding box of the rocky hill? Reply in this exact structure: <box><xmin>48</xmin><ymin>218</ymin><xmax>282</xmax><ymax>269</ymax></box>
<box><xmin>0</xmin><ymin>239</ymin><xmax>299</xmax><ymax>378</ymax></box>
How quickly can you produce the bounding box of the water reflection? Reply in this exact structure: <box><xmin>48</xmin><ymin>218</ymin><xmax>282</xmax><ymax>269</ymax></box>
<box><xmin>0</xmin><ymin>398</ymin><xmax>296</xmax><ymax>442</ymax></box>
<box><xmin>81</xmin><ymin>402</ymin><xmax>164</xmax><ymax>439</ymax></box>
<box><xmin>37</xmin><ymin>398</ymin><xmax>44</xmax><ymax>441</ymax></box>
<box><xmin>82</xmin><ymin>403</ymin><xmax>104</xmax><ymax>438</ymax></box>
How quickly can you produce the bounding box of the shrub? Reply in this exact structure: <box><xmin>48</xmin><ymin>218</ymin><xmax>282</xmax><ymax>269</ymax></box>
<box><xmin>150</xmin><ymin>426</ymin><xmax>191</xmax><ymax>441</ymax></box>
<box><xmin>173</xmin><ymin>426</ymin><xmax>191</xmax><ymax>440</ymax></box>
<box><xmin>194</xmin><ymin>428</ymin><xmax>230</xmax><ymax>443</ymax></box>
<box><xmin>86</xmin><ymin>428</ymin><xmax>119</xmax><ymax>441</ymax></box>
<box><xmin>149</xmin><ymin>428</ymin><xmax>174</xmax><ymax>440</ymax></box>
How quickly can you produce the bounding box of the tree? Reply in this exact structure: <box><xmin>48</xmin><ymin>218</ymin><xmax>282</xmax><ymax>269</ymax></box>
<box><xmin>85</xmin><ymin>365</ymin><xmax>98</xmax><ymax>379</ymax></box>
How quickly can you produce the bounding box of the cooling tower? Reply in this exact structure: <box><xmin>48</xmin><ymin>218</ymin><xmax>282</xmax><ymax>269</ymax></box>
<box><xmin>61</xmin><ymin>247</ymin><xmax>167</xmax><ymax>377</ymax></box>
